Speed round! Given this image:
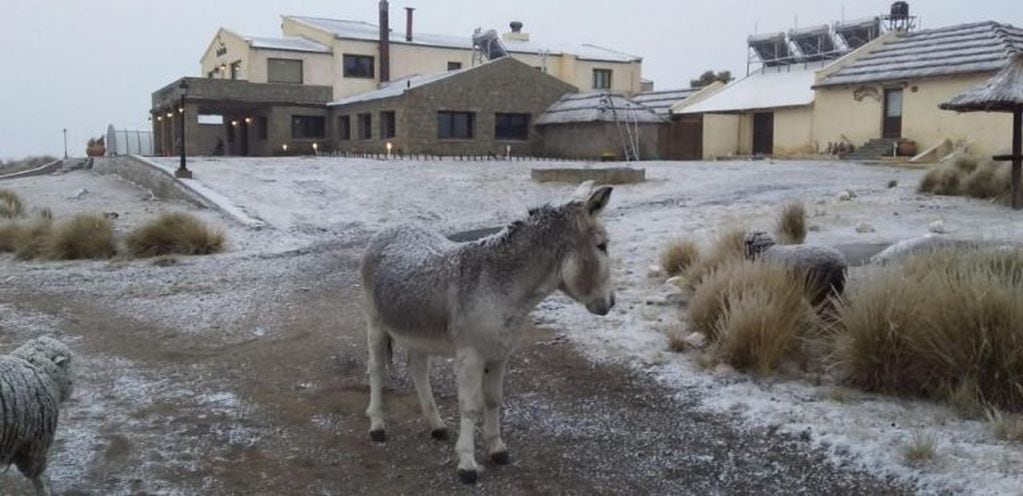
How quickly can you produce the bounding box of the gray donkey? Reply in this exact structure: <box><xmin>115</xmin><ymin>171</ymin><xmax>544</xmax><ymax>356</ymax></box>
<box><xmin>360</xmin><ymin>181</ymin><xmax>615</xmax><ymax>484</ymax></box>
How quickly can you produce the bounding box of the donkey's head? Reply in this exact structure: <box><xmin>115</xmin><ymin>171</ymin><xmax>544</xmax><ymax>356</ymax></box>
<box><xmin>557</xmin><ymin>181</ymin><xmax>615</xmax><ymax>316</ymax></box>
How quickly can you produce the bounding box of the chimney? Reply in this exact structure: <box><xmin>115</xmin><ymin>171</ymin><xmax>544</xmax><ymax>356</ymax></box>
<box><xmin>405</xmin><ymin>7</ymin><xmax>414</xmax><ymax>42</ymax></box>
<box><xmin>379</xmin><ymin>0</ymin><xmax>390</xmax><ymax>82</ymax></box>
<box><xmin>502</xmin><ymin>21</ymin><xmax>529</xmax><ymax>42</ymax></box>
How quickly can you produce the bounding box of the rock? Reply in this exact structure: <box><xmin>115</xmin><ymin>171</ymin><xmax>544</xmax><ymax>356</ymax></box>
<box><xmin>103</xmin><ymin>212</ymin><xmax>119</xmax><ymax>220</ymax></box>
<box><xmin>928</xmin><ymin>220</ymin><xmax>948</xmax><ymax>234</ymax></box>
<box><xmin>855</xmin><ymin>221</ymin><xmax>875</xmax><ymax>233</ymax></box>
<box><xmin>714</xmin><ymin>363</ymin><xmax>736</xmax><ymax>375</ymax></box>
<box><xmin>684</xmin><ymin>332</ymin><xmax>707</xmax><ymax>349</ymax></box>
<box><xmin>647</xmin><ymin>264</ymin><xmax>664</xmax><ymax>278</ymax></box>
<box><xmin>67</xmin><ymin>188</ymin><xmax>89</xmax><ymax>199</ymax></box>
<box><xmin>837</xmin><ymin>191</ymin><xmax>852</xmax><ymax>202</ymax></box>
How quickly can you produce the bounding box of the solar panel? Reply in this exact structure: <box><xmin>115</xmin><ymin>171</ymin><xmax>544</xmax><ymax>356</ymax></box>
<box><xmin>789</xmin><ymin>25</ymin><xmax>837</xmax><ymax>61</ymax></box>
<box><xmin>748</xmin><ymin>32</ymin><xmax>792</xmax><ymax>66</ymax></box>
<box><xmin>835</xmin><ymin>17</ymin><xmax>881</xmax><ymax>50</ymax></box>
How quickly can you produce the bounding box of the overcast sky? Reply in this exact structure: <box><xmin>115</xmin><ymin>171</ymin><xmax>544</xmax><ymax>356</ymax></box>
<box><xmin>1</xmin><ymin>0</ymin><xmax>1020</xmax><ymax>159</ymax></box>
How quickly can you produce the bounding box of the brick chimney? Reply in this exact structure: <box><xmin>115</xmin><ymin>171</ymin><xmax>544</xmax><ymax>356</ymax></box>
<box><xmin>379</xmin><ymin>0</ymin><xmax>390</xmax><ymax>82</ymax></box>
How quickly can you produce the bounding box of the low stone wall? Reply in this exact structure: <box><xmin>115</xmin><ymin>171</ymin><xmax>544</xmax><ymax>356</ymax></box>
<box><xmin>0</xmin><ymin>159</ymin><xmax>64</xmax><ymax>181</ymax></box>
<box><xmin>92</xmin><ymin>156</ymin><xmax>210</xmax><ymax>207</ymax></box>
<box><xmin>531</xmin><ymin>167</ymin><xmax>646</xmax><ymax>185</ymax></box>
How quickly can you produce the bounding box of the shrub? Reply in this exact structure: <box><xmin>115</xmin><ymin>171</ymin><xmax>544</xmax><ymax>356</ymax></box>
<box><xmin>901</xmin><ymin>431</ymin><xmax>936</xmax><ymax>465</ymax></box>
<box><xmin>126</xmin><ymin>212</ymin><xmax>225</xmax><ymax>257</ymax></box>
<box><xmin>947</xmin><ymin>378</ymin><xmax>985</xmax><ymax>419</ymax></box>
<box><xmin>986</xmin><ymin>408</ymin><xmax>1023</xmax><ymax>441</ymax></box>
<box><xmin>831</xmin><ymin>248</ymin><xmax>1023</xmax><ymax>411</ymax></box>
<box><xmin>919</xmin><ymin>166</ymin><xmax>940</xmax><ymax>193</ymax></box>
<box><xmin>0</xmin><ymin>189</ymin><xmax>24</xmax><ymax>218</ymax></box>
<box><xmin>684</xmin><ymin>226</ymin><xmax>747</xmax><ymax>287</ymax></box>
<box><xmin>775</xmin><ymin>201</ymin><xmax>806</xmax><ymax>245</ymax></box>
<box><xmin>954</xmin><ymin>156</ymin><xmax>979</xmax><ymax>174</ymax></box>
<box><xmin>0</xmin><ymin>222</ymin><xmax>22</xmax><ymax>252</ymax></box>
<box><xmin>933</xmin><ymin>166</ymin><xmax>966</xmax><ymax>195</ymax></box>
<box><xmin>963</xmin><ymin>161</ymin><xmax>1010</xmax><ymax>200</ymax></box>
<box><xmin>14</xmin><ymin>218</ymin><xmax>54</xmax><ymax>260</ymax></box>
<box><xmin>43</xmin><ymin>214</ymin><xmax>116</xmax><ymax>260</ymax></box>
<box><xmin>660</xmin><ymin>239</ymin><xmax>700</xmax><ymax>277</ymax></box>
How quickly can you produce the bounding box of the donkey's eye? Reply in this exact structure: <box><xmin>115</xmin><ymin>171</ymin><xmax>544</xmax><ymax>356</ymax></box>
<box><xmin>597</xmin><ymin>242</ymin><xmax>608</xmax><ymax>253</ymax></box>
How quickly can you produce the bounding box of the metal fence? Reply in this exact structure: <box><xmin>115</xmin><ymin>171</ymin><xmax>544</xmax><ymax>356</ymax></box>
<box><xmin>105</xmin><ymin>125</ymin><xmax>154</xmax><ymax>156</ymax></box>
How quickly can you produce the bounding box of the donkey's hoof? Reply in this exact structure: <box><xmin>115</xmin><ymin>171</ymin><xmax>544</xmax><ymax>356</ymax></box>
<box><xmin>490</xmin><ymin>450</ymin><xmax>511</xmax><ymax>465</ymax></box>
<box><xmin>457</xmin><ymin>469</ymin><xmax>479</xmax><ymax>484</ymax></box>
<box><xmin>430</xmin><ymin>428</ymin><xmax>448</xmax><ymax>440</ymax></box>
<box><xmin>369</xmin><ymin>429</ymin><xmax>386</xmax><ymax>443</ymax></box>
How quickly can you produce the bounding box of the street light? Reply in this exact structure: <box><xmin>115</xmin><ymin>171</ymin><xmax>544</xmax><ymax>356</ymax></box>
<box><xmin>176</xmin><ymin>79</ymin><xmax>192</xmax><ymax>178</ymax></box>
<box><xmin>63</xmin><ymin>128</ymin><xmax>68</xmax><ymax>159</ymax></box>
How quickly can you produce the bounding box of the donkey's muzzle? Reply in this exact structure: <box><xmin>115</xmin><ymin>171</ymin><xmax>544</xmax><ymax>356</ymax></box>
<box><xmin>586</xmin><ymin>292</ymin><xmax>616</xmax><ymax>316</ymax></box>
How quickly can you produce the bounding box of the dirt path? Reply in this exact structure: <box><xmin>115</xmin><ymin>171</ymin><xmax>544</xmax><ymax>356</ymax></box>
<box><xmin>0</xmin><ymin>237</ymin><xmax>910</xmax><ymax>495</ymax></box>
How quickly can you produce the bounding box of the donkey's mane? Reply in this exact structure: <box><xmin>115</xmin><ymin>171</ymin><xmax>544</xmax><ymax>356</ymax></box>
<box><xmin>477</xmin><ymin>203</ymin><xmax>576</xmax><ymax>248</ymax></box>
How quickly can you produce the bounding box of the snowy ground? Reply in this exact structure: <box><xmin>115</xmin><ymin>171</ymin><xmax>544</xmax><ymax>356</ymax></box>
<box><xmin>2</xmin><ymin>156</ymin><xmax>1022</xmax><ymax>494</ymax></box>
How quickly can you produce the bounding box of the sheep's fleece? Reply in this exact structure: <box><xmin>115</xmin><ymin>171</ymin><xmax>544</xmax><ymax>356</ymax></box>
<box><xmin>744</xmin><ymin>230</ymin><xmax>848</xmax><ymax>304</ymax></box>
<box><xmin>1</xmin><ymin>336</ymin><xmax>74</xmax><ymax>494</ymax></box>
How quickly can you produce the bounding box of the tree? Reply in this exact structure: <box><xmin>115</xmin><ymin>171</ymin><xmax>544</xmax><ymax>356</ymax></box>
<box><xmin>690</xmin><ymin>70</ymin><xmax>734</xmax><ymax>88</ymax></box>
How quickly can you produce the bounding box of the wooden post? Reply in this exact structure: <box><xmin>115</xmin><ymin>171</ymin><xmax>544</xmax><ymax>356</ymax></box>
<box><xmin>1014</xmin><ymin>107</ymin><xmax>1022</xmax><ymax>210</ymax></box>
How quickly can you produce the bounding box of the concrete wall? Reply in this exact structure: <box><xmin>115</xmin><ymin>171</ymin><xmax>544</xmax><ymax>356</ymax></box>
<box><xmin>92</xmin><ymin>156</ymin><xmax>209</xmax><ymax>207</ymax></box>
<box><xmin>814</xmin><ymin>73</ymin><xmax>1014</xmax><ymax>157</ymax></box>
<box><xmin>329</xmin><ymin>57</ymin><xmax>576</xmax><ymax>156</ymax></box>
<box><xmin>702</xmin><ymin>114</ymin><xmax>740</xmax><ymax>159</ymax></box>
<box><xmin>539</xmin><ymin>123</ymin><xmax>661</xmax><ymax>160</ymax></box>
<box><xmin>773</xmin><ymin>106</ymin><xmax>816</xmax><ymax>156</ymax></box>
<box><xmin>696</xmin><ymin>105</ymin><xmax>815</xmax><ymax>158</ymax></box>
<box><xmin>200</xmin><ymin>29</ymin><xmax>252</xmax><ymax>80</ymax></box>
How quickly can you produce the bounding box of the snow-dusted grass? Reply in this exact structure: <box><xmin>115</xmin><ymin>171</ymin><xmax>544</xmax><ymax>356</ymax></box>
<box><xmin>659</xmin><ymin>238</ymin><xmax>700</xmax><ymax>277</ymax></box>
<box><xmin>0</xmin><ymin>188</ymin><xmax>24</xmax><ymax>218</ymax></box>
<box><xmin>776</xmin><ymin>201</ymin><xmax>807</xmax><ymax>244</ymax></box>
<box><xmin>126</xmin><ymin>212</ymin><xmax>225</xmax><ymax>257</ymax></box>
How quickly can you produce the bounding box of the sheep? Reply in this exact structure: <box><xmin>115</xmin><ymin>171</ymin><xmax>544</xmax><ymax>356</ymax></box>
<box><xmin>1</xmin><ymin>336</ymin><xmax>74</xmax><ymax>496</ymax></box>
<box><xmin>743</xmin><ymin>230</ymin><xmax>848</xmax><ymax>305</ymax></box>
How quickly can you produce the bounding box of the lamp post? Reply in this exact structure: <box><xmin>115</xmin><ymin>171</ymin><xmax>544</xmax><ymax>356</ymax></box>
<box><xmin>62</xmin><ymin>129</ymin><xmax>68</xmax><ymax>159</ymax></box>
<box><xmin>176</xmin><ymin>79</ymin><xmax>192</xmax><ymax>178</ymax></box>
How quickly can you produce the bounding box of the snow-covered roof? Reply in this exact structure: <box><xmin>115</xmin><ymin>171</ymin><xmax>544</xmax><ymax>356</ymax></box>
<box><xmin>678</xmin><ymin>62</ymin><xmax>825</xmax><ymax>114</ymax></box>
<box><xmin>631</xmin><ymin>88</ymin><xmax>699</xmax><ymax>115</ymax></box>
<box><xmin>329</xmin><ymin>69</ymin><xmax>467</xmax><ymax>107</ymax></box>
<box><xmin>818</xmin><ymin>21</ymin><xmax>1023</xmax><ymax>87</ymax></box>
<box><xmin>243</xmin><ymin>34</ymin><xmax>331</xmax><ymax>54</ymax></box>
<box><xmin>535</xmin><ymin>92</ymin><xmax>665</xmax><ymax>125</ymax></box>
<box><xmin>941</xmin><ymin>53</ymin><xmax>1023</xmax><ymax>113</ymax></box>
<box><xmin>284</xmin><ymin>15</ymin><xmax>641</xmax><ymax>63</ymax></box>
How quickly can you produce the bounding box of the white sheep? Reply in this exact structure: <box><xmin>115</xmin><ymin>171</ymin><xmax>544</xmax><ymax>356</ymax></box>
<box><xmin>744</xmin><ymin>230</ymin><xmax>848</xmax><ymax>305</ymax></box>
<box><xmin>1</xmin><ymin>337</ymin><xmax>74</xmax><ymax>496</ymax></box>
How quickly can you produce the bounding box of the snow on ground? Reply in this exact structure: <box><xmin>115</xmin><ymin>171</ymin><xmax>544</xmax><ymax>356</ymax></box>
<box><xmin>9</xmin><ymin>156</ymin><xmax>1023</xmax><ymax>493</ymax></box>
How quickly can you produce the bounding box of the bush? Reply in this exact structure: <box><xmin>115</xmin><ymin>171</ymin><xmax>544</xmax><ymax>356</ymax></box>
<box><xmin>901</xmin><ymin>431</ymin><xmax>937</xmax><ymax>465</ymax></box>
<box><xmin>831</xmin><ymin>248</ymin><xmax>1023</xmax><ymax>411</ymax></box>
<box><xmin>954</xmin><ymin>156</ymin><xmax>979</xmax><ymax>174</ymax></box>
<box><xmin>126</xmin><ymin>212</ymin><xmax>225</xmax><ymax>257</ymax></box>
<box><xmin>43</xmin><ymin>214</ymin><xmax>116</xmax><ymax>260</ymax></box>
<box><xmin>660</xmin><ymin>239</ymin><xmax>700</xmax><ymax>277</ymax></box>
<box><xmin>684</xmin><ymin>226</ymin><xmax>747</xmax><ymax>287</ymax></box>
<box><xmin>775</xmin><ymin>201</ymin><xmax>806</xmax><ymax>245</ymax></box>
<box><xmin>0</xmin><ymin>189</ymin><xmax>24</xmax><ymax>218</ymax></box>
<box><xmin>0</xmin><ymin>222</ymin><xmax>22</xmax><ymax>252</ymax></box>
<box><xmin>963</xmin><ymin>161</ymin><xmax>1011</xmax><ymax>201</ymax></box>
<box><xmin>933</xmin><ymin>166</ymin><xmax>966</xmax><ymax>195</ymax></box>
<box><xmin>13</xmin><ymin>218</ymin><xmax>54</xmax><ymax>260</ymax></box>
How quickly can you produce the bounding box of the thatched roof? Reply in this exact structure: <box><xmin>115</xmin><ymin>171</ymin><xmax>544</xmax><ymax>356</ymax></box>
<box><xmin>940</xmin><ymin>53</ymin><xmax>1023</xmax><ymax>113</ymax></box>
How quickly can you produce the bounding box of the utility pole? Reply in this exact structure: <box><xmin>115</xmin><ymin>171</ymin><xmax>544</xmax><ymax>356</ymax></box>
<box><xmin>63</xmin><ymin>128</ymin><xmax>68</xmax><ymax>158</ymax></box>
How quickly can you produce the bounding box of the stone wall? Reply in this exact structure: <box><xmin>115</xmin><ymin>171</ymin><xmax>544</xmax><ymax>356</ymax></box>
<box><xmin>92</xmin><ymin>156</ymin><xmax>210</xmax><ymax>207</ymax></box>
<box><xmin>538</xmin><ymin>122</ymin><xmax>662</xmax><ymax>160</ymax></box>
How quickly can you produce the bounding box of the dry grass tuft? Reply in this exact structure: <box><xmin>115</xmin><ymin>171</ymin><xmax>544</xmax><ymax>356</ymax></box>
<box><xmin>933</xmin><ymin>166</ymin><xmax>967</xmax><ymax>195</ymax></box>
<box><xmin>831</xmin><ymin>248</ymin><xmax>1023</xmax><ymax>411</ymax></box>
<box><xmin>43</xmin><ymin>214</ymin><xmax>116</xmax><ymax>260</ymax></box>
<box><xmin>901</xmin><ymin>431</ymin><xmax>937</xmax><ymax>465</ymax></box>
<box><xmin>776</xmin><ymin>201</ymin><xmax>807</xmax><ymax>245</ymax></box>
<box><xmin>0</xmin><ymin>222</ymin><xmax>23</xmax><ymax>252</ymax></box>
<box><xmin>0</xmin><ymin>189</ymin><xmax>24</xmax><ymax>218</ymax></box>
<box><xmin>986</xmin><ymin>408</ymin><xmax>1023</xmax><ymax>441</ymax></box>
<box><xmin>13</xmin><ymin>218</ymin><xmax>54</xmax><ymax>260</ymax></box>
<box><xmin>666</xmin><ymin>325</ymin><xmax>688</xmax><ymax>353</ymax></box>
<box><xmin>947</xmin><ymin>378</ymin><xmax>986</xmax><ymax>419</ymax></box>
<box><xmin>918</xmin><ymin>157</ymin><xmax>1010</xmax><ymax>204</ymax></box>
<box><xmin>963</xmin><ymin>161</ymin><xmax>1011</xmax><ymax>201</ymax></box>
<box><xmin>684</xmin><ymin>226</ymin><xmax>748</xmax><ymax>288</ymax></box>
<box><xmin>660</xmin><ymin>239</ymin><xmax>700</xmax><ymax>277</ymax></box>
<box><xmin>954</xmin><ymin>156</ymin><xmax>979</xmax><ymax>174</ymax></box>
<box><xmin>127</xmin><ymin>212</ymin><xmax>226</xmax><ymax>257</ymax></box>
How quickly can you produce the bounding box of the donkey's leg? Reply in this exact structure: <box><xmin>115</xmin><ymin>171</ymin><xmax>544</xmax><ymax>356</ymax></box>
<box><xmin>482</xmin><ymin>358</ymin><xmax>510</xmax><ymax>465</ymax></box>
<box><xmin>454</xmin><ymin>347</ymin><xmax>486</xmax><ymax>483</ymax></box>
<box><xmin>365</xmin><ymin>320</ymin><xmax>389</xmax><ymax>442</ymax></box>
<box><xmin>408</xmin><ymin>351</ymin><xmax>447</xmax><ymax>439</ymax></box>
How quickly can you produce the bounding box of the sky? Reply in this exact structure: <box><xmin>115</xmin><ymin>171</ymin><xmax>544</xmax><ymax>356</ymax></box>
<box><xmin>1</xmin><ymin>0</ymin><xmax>1020</xmax><ymax>159</ymax></box>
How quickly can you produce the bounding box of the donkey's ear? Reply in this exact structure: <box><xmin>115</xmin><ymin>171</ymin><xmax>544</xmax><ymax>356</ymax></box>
<box><xmin>586</xmin><ymin>186</ymin><xmax>613</xmax><ymax>216</ymax></box>
<box><xmin>572</xmin><ymin>180</ymin><xmax>596</xmax><ymax>201</ymax></box>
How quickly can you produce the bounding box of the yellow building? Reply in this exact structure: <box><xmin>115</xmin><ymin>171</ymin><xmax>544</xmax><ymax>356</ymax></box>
<box><xmin>200</xmin><ymin>4</ymin><xmax>644</xmax><ymax>101</ymax></box>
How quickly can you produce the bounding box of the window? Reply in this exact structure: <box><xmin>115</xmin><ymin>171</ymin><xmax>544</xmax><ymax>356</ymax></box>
<box><xmin>438</xmin><ymin>111</ymin><xmax>475</xmax><ymax>139</ymax></box>
<box><xmin>358</xmin><ymin>113</ymin><xmax>372</xmax><ymax>140</ymax></box>
<box><xmin>230</xmin><ymin>61</ymin><xmax>242</xmax><ymax>80</ymax></box>
<box><xmin>495</xmin><ymin>113</ymin><xmax>530</xmax><ymax>140</ymax></box>
<box><xmin>257</xmin><ymin>116</ymin><xmax>268</xmax><ymax>140</ymax></box>
<box><xmin>268</xmin><ymin>58</ymin><xmax>303</xmax><ymax>84</ymax></box>
<box><xmin>592</xmin><ymin>69</ymin><xmax>612</xmax><ymax>89</ymax></box>
<box><xmin>447</xmin><ymin>61</ymin><xmax>463</xmax><ymax>71</ymax></box>
<box><xmin>338</xmin><ymin>115</ymin><xmax>351</xmax><ymax>141</ymax></box>
<box><xmin>291</xmin><ymin>115</ymin><xmax>325</xmax><ymax>140</ymax></box>
<box><xmin>380</xmin><ymin>111</ymin><xmax>396</xmax><ymax>139</ymax></box>
<box><xmin>343</xmin><ymin>54</ymin><xmax>375</xmax><ymax>78</ymax></box>
<box><xmin>197</xmin><ymin>114</ymin><xmax>223</xmax><ymax>125</ymax></box>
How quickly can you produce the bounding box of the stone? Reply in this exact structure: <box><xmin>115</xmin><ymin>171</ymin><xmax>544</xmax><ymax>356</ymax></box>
<box><xmin>647</xmin><ymin>264</ymin><xmax>664</xmax><ymax>278</ymax></box>
<box><xmin>855</xmin><ymin>221</ymin><xmax>875</xmax><ymax>233</ymax></box>
<box><xmin>928</xmin><ymin>220</ymin><xmax>948</xmax><ymax>234</ymax></box>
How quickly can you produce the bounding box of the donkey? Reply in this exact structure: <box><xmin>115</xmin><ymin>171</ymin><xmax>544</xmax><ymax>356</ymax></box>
<box><xmin>360</xmin><ymin>181</ymin><xmax>615</xmax><ymax>484</ymax></box>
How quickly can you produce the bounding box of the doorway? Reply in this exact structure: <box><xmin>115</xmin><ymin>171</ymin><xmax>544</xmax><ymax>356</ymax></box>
<box><xmin>753</xmin><ymin>112</ymin><xmax>774</xmax><ymax>156</ymax></box>
<box><xmin>883</xmin><ymin>88</ymin><xmax>903</xmax><ymax>139</ymax></box>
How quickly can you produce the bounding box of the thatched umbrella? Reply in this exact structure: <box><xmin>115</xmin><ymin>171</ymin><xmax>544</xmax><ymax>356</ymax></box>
<box><xmin>939</xmin><ymin>53</ymin><xmax>1023</xmax><ymax>209</ymax></box>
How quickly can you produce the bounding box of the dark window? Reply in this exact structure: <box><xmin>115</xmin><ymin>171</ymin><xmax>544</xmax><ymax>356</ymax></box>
<box><xmin>344</xmin><ymin>54</ymin><xmax>375</xmax><ymax>78</ymax></box>
<box><xmin>447</xmin><ymin>61</ymin><xmax>463</xmax><ymax>71</ymax></box>
<box><xmin>380</xmin><ymin>111</ymin><xmax>396</xmax><ymax>139</ymax></box>
<box><xmin>438</xmin><ymin>111</ymin><xmax>475</xmax><ymax>139</ymax></box>
<box><xmin>257</xmin><ymin>116</ymin><xmax>268</xmax><ymax>140</ymax></box>
<box><xmin>495</xmin><ymin>113</ymin><xmax>530</xmax><ymax>140</ymax></box>
<box><xmin>338</xmin><ymin>115</ymin><xmax>351</xmax><ymax>141</ymax></box>
<box><xmin>592</xmin><ymin>69</ymin><xmax>612</xmax><ymax>89</ymax></box>
<box><xmin>267</xmin><ymin>58</ymin><xmax>303</xmax><ymax>84</ymax></box>
<box><xmin>226</xmin><ymin>123</ymin><xmax>235</xmax><ymax>143</ymax></box>
<box><xmin>230</xmin><ymin>61</ymin><xmax>242</xmax><ymax>80</ymax></box>
<box><xmin>358</xmin><ymin>113</ymin><xmax>372</xmax><ymax>140</ymax></box>
<box><xmin>291</xmin><ymin>115</ymin><xmax>325</xmax><ymax>140</ymax></box>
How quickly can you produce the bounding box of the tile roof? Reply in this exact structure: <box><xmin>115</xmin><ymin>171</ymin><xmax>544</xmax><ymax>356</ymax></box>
<box><xmin>284</xmin><ymin>15</ymin><xmax>641</xmax><ymax>63</ymax></box>
<box><xmin>818</xmin><ymin>21</ymin><xmax>1023</xmax><ymax>87</ymax></box>
<box><xmin>535</xmin><ymin>92</ymin><xmax>665</xmax><ymax>125</ymax></box>
<box><xmin>631</xmin><ymin>88</ymin><xmax>699</xmax><ymax>115</ymax></box>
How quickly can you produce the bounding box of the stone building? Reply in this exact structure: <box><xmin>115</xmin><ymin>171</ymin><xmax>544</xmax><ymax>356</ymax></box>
<box><xmin>535</xmin><ymin>92</ymin><xmax>666</xmax><ymax>160</ymax></box>
<box><xmin>327</xmin><ymin>57</ymin><xmax>576</xmax><ymax>156</ymax></box>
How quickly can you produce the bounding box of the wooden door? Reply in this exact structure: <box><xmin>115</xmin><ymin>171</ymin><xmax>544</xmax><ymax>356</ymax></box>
<box><xmin>753</xmin><ymin>112</ymin><xmax>773</xmax><ymax>156</ymax></box>
<box><xmin>883</xmin><ymin>88</ymin><xmax>903</xmax><ymax>139</ymax></box>
<box><xmin>659</xmin><ymin>115</ymin><xmax>703</xmax><ymax>160</ymax></box>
